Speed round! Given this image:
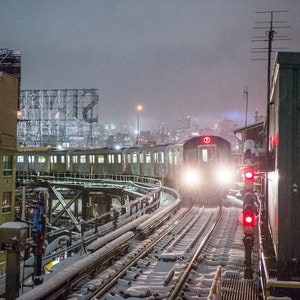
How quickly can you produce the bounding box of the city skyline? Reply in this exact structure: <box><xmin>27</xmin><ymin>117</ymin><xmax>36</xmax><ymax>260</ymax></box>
<box><xmin>1</xmin><ymin>1</ymin><xmax>300</xmax><ymax>131</ymax></box>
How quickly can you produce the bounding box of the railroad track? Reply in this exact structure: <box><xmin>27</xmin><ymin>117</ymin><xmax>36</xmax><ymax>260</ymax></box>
<box><xmin>17</xmin><ymin>204</ymin><xmax>244</xmax><ymax>300</ymax></box>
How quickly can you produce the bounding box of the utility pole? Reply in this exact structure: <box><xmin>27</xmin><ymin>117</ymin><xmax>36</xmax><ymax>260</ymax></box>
<box><xmin>251</xmin><ymin>10</ymin><xmax>289</xmax><ymax>237</ymax></box>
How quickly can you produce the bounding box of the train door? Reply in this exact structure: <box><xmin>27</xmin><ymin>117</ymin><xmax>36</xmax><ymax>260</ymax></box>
<box><xmin>197</xmin><ymin>145</ymin><xmax>217</xmax><ymax>164</ymax></box>
<box><xmin>139</xmin><ymin>152</ymin><xmax>145</xmax><ymax>175</ymax></box>
<box><xmin>153</xmin><ymin>151</ymin><xmax>159</xmax><ymax>176</ymax></box>
<box><xmin>28</xmin><ymin>155</ymin><xmax>35</xmax><ymax>171</ymax></box>
<box><xmin>108</xmin><ymin>154</ymin><xmax>114</xmax><ymax>173</ymax></box>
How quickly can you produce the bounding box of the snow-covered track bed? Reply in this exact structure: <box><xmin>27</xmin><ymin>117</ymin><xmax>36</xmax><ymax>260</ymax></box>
<box><xmin>76</xmin><ymin>206</ymin><xmax>221</xmax><ymax>299</ymax></box>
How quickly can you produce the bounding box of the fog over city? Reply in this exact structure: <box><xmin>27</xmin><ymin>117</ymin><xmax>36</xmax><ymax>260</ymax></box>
<box><xmin>1</xmin><ymin>0</ymin><xmax>300</xmax><ymax>131</ymax></box>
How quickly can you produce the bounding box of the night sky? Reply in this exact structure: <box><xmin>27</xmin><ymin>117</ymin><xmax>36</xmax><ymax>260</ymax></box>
<box><xmin>1</xmin><ymin>0</ymin><xmax>300</xmax><ymax>130</ymax></box>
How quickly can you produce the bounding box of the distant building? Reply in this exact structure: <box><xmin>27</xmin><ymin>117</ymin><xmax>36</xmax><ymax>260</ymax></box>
<box><xmin>0</xmin><ymin>72</ymin><xmax>19</xmax><ymax>226</ymax></box>
<box><xmin>175</xmin><ymin>115</ymin><xmax>192</xmax><ymax>141</ymax></box>
<box><xmin>156</xmin><ymin>122</ymin><xmax>171</xmax><ymax>144</ymax></box>
<box><xmin>18</xmin><ymin>88</ymin><xmax>100</xmax><ymax>147</ymax></box>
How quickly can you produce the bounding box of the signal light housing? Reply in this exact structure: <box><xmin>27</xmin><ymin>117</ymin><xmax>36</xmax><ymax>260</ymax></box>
<box><xmin>243</xmin><ymin>167</ymin><xmax>255</xmax><ymax>190</ymax></box>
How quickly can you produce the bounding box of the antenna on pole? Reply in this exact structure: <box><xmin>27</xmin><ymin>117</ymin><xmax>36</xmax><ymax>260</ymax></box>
<box><xmin>251</xmin><ymin>10</ymin><xmax>290</xmax><ymax>240</ymax></box>
<box><xmin>252</xmin><ymin>10</ymin><xmax>290</xmax><ymax>102</ymax></box>
<box><xmin>243</xmin><ymin>85</ymin><xmax>249</xmax><ymax>130</ymax></box>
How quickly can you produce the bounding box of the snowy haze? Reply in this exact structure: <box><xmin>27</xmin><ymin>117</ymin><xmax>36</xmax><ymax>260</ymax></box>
<box><xmin>1</xmin><ymin>0</ymin><xmax>300</xmax><ymax>130</ymax></box>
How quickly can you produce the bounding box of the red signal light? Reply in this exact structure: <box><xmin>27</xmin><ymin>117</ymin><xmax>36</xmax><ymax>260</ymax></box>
<box><xmin>243</xmin><ymin>212</ymin><xmax>255</xmax><ymax>226</ymax></box>
<box><xmin>202</xmin><ymin>136</ymin><xmax>212</xmax><ymax>144</ymax></box>
<box><xmin>244</xmin><ymin>168</ymin><xmax>254</xmax><ymax>181</ymax></box>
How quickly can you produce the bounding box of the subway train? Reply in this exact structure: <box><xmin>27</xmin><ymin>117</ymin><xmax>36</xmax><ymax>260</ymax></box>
<box><xmin>16</xmin><ymin>135</ymin><xmax>234</xmax><ymax>204</ymax></box>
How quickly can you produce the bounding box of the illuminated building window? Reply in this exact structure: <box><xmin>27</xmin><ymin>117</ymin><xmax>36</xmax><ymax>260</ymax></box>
<box><xmin>17</xmin><ymin>155</ymin><xmax>24</xmax><ymax>163</ymax></box>
<box><xmin>2</xmin><ymin>192</ymin><xmax>12</xmax><ymax>213</ymax></box>
<box><xmin>3</xmin><ymin>155</ymin><xmax>12</xmax><ymax>177</ymax></box>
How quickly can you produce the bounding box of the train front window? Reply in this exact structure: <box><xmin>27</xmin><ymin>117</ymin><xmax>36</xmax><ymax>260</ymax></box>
<box><xmin>198</xmin><ymin>145</ymin><xmax>216</xmax><ymax>163</ymax></box>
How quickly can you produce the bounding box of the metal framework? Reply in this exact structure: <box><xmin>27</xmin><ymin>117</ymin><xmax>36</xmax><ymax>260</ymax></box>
<box><xmin>18</xmin><ymin>88</ymin><xmax>99</xmax><ymax>147</ymax></box>
<box><xmin>0</xmin><ymin>48</ymin><xmax>21</xmax><ymax>77</ymax></box>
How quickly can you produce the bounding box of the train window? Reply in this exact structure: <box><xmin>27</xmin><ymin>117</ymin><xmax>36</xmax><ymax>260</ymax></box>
<box><xmin>132</xmin><ymin>153</ymin><xmax>137</xmax><ymax>163</ymax></box>
<box><xmin>97</xmin><ymin>155</ymin><xmax>104</xmax><ymax>163</ymax></box>
<box><xmin>127</xmin><ymin>154</ymin><xmax>131</xmax><ymax>163</ymax></box>
<box><xmin>173</xmin><ymin>151</ymin><xmax>178</xmax><ymax>164</ymax></box>
<box><xmin>117</xmin><ymin>154</ymin><xmax>122</xmax><ymax>163</ymax></box>
<box><xmin>38</xmin><ymin>156</ymin><xmax>46</xmax><ymax>163</ymax></box>
<box><xmin>51</xmin><ymin>156</ymin><xmax>57</xmax><ymax>163</ymax></box>
<box><xmin>72</xmin><ymin>156</ymin><xmax>78</xmax><ymax>163</ymax></box>
<box><xmin>89</xmin><ymin>155</ymin><xmax>95</xmax><ymax>163</ymax></box>
<box><xmin>185</xmin><ymin>148</ymin><xmax>197</xmax><ymax>164</ymax></box>
<box><xmin>146</xmin><ymin>153</ymin><xmax>151</xmax><ymax>163</ymax></box>
<box><xmin>17</xmin><ymin>155</ymin><xmax>24</xmax><ymax>163</ymax></box>
<box><xmin>80</xmin><ymin>155</ymin><xmax>86</xmax><ymax>163</ymax></box>
<box><xmin>61</xmin><ymin>156</ymin><xmax>65</xmax><ymax>163</ymax></box>
<box><xmin>3</xmin><ymin>155</ymin><xmax>12</xmax><ymax>177</ymax></box>
<box><xmin>2</xmin><ymin>191</ymin><xmax>11</xmax><ymax>213</ymax></box>
<box><xmin>161</xmin><ymin>152</ymin><xmax>165</xmax><ymax>163</ymax></box>
<box><xmin>198</xmin><ymin>146</ymin><xmax>216</xmax><ymax>163</ymax></box>
<box><xmin>168</xmin><ymin>151</ymin><xmax>172</xmax><ymax>164</ymax></box>
<box><xmin>139</xmin><ymin>153</ymin><xmax>144</xmax><ymax>163</ymax></box>
<box><xmin>108</xmin><ymin>154</ymin><xmax>114</xmax><ymax>164</ymax></box>
<box><xmin>29</xmin><ymin>156</ymin><xmax>35</xmax><ymax>163</ymax></box>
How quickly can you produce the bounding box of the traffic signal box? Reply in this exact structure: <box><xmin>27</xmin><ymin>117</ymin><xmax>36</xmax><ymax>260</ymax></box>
<box><xmin>242</xmin><ymin>166</ymin><xmax>256</xmax><ymax>279</ymax></box>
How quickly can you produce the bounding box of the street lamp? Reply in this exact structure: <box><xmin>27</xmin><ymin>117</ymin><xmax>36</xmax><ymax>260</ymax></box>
<box><xmin>136</xmin><ymin>105</ymin><xmax>142</xmax><ymax>145</ymax></box>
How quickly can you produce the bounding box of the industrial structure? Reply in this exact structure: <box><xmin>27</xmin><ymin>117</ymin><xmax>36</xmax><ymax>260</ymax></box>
<box><xmin>0</xmin><ymin>49</ymin><xmax>21</xmax><ymax>80</ymax></box>
<box><xmin>18</xmin><ymin>88</ymin><xmax>100</xmax><ymax>147</ymax></box>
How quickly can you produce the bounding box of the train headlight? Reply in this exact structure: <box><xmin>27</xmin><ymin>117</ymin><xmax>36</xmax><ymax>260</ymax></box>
<box><xmin>215</xmin><ymin>167</ymin><xmax>234</xmax><ymax>185</ymax></box>
<box><xmin>182</xmin><ymin>169</ymin><xmax>200</xmax><ymax>186</ymax></box>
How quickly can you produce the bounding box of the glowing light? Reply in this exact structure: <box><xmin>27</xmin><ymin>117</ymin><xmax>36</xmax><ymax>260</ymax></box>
<box><xmin>182</xmin><ymin>168</ymin><xmax>200</xmax><ymax>186</ymax></box>
<box><xmin>243</xmin><ymin>212</ymin><xmax>255</xmax><ymax>226</ymax></box>
<box><xmin>215</xmin><ymin>166</ymin><xmax>234</xmax><ymax>185</ymax></box>
<box><xmin>202</xmin><ymin>136</ymin><xmax>212</xmax><ymax>144</ymax></box>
